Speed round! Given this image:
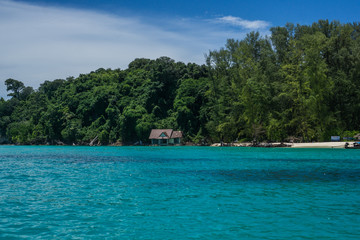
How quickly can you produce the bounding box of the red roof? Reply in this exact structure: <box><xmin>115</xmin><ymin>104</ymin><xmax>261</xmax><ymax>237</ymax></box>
<box><xmin>149</xmin><ymin>129</ymin><xmax>183</xmax><ymax>139</ymax></box>
<box><xmin>171</xmin><ymin>131</ymin><xmax>183</xmax><ymax>138</ymax></box>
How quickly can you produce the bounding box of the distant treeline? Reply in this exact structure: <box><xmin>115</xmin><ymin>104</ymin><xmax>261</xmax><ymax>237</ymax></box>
<box><xmin>1</xmin><ymin>20</ymin><xmax>360</xmax><ymax>145</ymax></box>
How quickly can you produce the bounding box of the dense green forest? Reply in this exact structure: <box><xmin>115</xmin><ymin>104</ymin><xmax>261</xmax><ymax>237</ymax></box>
<box><xmin>1</xmin><ymin>20</ymin><xmax>360</xmax><ymax>145</ymax></box>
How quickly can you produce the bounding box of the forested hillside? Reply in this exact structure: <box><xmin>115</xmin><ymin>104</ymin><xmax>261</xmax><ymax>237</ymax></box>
<box><xmin>1</xmin><ymin>20</ymin><xmax>360</xmax><ymax>145</ymax></box>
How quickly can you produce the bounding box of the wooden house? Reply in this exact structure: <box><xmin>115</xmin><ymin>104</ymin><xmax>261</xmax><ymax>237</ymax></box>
<box><xmin>149</xmin><ymin>129</ymin><xmax>183</xmax><ymax>145</ymax></box>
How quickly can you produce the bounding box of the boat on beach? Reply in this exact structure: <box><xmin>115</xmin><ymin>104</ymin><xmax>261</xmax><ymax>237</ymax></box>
<box><xmin>345</xmin><ymin>142</ymin><xmax>360</xmax><ymax>149</ymax></box>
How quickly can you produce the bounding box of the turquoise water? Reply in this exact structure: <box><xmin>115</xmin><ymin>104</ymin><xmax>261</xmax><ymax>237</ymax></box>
<box><xmin>0</xmin><ymin>146</ymin><xmax>359</xmax><ymax>239</ymax></box>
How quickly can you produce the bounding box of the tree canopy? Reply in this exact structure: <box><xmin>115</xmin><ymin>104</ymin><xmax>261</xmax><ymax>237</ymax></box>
<box><xmin>1</xmin><ymin>20</ymin><xmax>359</xmax><ymax>145</ymax></box>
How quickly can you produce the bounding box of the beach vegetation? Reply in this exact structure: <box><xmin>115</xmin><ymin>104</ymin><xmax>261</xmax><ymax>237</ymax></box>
<box><xmin>1</xmin><ymin>20</ymin><xmax>360</xmax><ymax>145</ymax></box>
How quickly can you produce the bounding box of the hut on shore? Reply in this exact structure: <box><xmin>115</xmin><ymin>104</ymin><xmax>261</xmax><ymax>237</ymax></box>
<box><xmin>149</xmin><ymin>129</ymin><xmax>183</xmax><ymax>145</ymax></box>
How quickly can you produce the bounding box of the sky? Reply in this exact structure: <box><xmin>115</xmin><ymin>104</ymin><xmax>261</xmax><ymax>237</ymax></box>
<box><xmin>1</xmin><ymin>0</ymin><xmax>359</xmax><ymax>98</ymax></box>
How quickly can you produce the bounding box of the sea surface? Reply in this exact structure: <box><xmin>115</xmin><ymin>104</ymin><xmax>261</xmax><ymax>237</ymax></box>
<box><xmin>0</xmin><ymin>146</ymin><xmax>359</xmax><ymax>239</ymax></box>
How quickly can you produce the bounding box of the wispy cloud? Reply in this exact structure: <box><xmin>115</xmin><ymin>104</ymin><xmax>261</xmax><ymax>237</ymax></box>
<box><xmin>216</xmin><ymin>16</ymin><xmax>270</xmax><ymax>29</ymax></box>
<box><xmin>0</xmin><ymin>0</ymin><xmax>270</xmax><ymax>96</ymax></box>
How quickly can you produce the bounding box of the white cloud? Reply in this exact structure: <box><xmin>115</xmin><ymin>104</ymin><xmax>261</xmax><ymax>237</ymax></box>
<box><xmin>217</xmin><ymin>16</ymin><xmax>270</xmax><ymax>29</ymax></box>
<box><xmin>0</xmin><ymin>0</ymin><xmax>270</xmax><ymax>97</ymax></box>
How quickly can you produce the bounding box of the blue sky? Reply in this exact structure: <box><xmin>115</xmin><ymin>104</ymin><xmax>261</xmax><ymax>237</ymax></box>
<box><xmin>1</xmin><ymin>0</ymin><xmax>359</xmax><ymax>97</ymax></box>
<box><xmin>11</xmin><ymin>0</ymin><xmax>360</xmax><ymax>26</ymax></box>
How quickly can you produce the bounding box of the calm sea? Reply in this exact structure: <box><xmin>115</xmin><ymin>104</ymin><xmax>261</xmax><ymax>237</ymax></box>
<box><xmin>0</xmin><ymin>146</ymin><xmax>359</xmax><ymax>239</ymax></box>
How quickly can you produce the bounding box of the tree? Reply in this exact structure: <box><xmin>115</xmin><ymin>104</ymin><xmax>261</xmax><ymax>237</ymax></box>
<box><xmin>5</xmin><ymin>79</ymin><xmax>25</xmax><ymax>99</ymax></box>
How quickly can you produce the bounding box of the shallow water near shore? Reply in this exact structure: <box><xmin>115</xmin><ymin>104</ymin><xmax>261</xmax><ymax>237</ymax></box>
<box><xmin>1</xmin><ymin>146</ymin><xmax>359</xmax><ymax>239</ymax></box>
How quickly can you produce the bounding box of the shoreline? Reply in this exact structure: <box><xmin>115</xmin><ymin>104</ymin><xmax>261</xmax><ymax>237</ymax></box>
<box><xmin>1</xmin><ymin>141</ymin><xmax>357</xmax><ymax>148</ymax></box>
<box><xmin>290</xmin><ymin>142</ymin><xmax>348</xmax><ymax>148</ymax></box>
<box><xmin>210</xmin><ymin>142</ymin><xmax>356</xmax><ymax>148</ymax></box>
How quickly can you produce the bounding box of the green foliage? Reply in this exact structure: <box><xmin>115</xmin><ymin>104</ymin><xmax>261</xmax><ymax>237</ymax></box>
<box><xmin>6</xmin><ymin>121</ymin><xmax>33</xmax><ymax>144</ymax></box>
<box><xmin>2</xmin><ymin>20</ymin><xmax>360</xmax><ymax>144</ymax></box>
<box><xmin>5</xmin><ymin>78</ymin><xmax>25</xmax><ymax>99</ymax></box>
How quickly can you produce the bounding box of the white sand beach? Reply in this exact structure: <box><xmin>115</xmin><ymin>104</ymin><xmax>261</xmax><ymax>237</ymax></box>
<box><xmin>290</xmin><ymin>142</ymin><xmax>349</xmax><ymax>148</ymax></box>
<box><xmin>211</xmin><ymin>142</ymin><xmax>356</xmax><ymax>148</ymax></box>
